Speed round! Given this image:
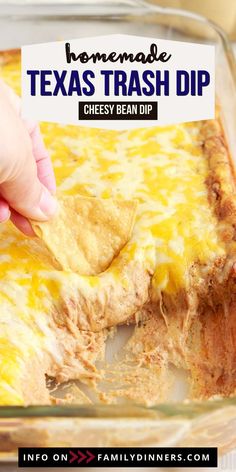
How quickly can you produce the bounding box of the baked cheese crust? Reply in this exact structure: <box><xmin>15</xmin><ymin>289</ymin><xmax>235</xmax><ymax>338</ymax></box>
<box><xmin>0</xmin><ymin>50</ymin><xmax>235</xmax><ymax>405</ymax></box>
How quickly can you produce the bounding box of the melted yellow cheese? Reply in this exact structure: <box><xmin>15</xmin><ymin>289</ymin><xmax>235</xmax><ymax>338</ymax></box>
<box><xmin>0</xmin><ymin>52</ymin><xmax>226</xmax><ymax>404</ymax></box>
<box><xmin>0</xmin><ymin>53</ymin><xmax>226</xmax><ymax>294</ymax></box>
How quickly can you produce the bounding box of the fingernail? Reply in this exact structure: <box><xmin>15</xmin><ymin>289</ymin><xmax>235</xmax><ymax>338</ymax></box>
<box><xmin>0</xmin><ymin>209</ymin><xmax>11</xmax><ymax>223</ymax></box>
<box><xmin>39</xmin><ymin>187</ymin><xmax>58</xmax><ymax>219</ymax></box>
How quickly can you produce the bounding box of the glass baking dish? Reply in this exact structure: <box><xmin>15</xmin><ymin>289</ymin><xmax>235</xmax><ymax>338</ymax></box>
<box><xmin>0</xmin><ymin>0</ymin><xmax>236</xmax><ymax>461</ymax></box>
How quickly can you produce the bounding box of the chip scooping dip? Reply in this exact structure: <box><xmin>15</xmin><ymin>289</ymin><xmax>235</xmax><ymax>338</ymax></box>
<box><xmin>31</xmin><ymin>195</ymin><xmax>137</xmax><ymax>275</ymax></box>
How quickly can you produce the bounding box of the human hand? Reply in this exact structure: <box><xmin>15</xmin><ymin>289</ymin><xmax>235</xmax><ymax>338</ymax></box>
<box><xmin>0</xmin><ymin>80</ymin><xmax>57</xmax><ymax>236</ymax></box>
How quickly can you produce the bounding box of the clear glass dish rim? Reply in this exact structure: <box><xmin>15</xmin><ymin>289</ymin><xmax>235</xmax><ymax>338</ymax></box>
<box><xmin>0</xmin><ymin>397</ymin><xmax>235</xmax><ymax>419</ymax></box>
<box><xmin>0</xmin><ymin>0</ymin><xmax>236</xmax><ymax>419</ymax></box>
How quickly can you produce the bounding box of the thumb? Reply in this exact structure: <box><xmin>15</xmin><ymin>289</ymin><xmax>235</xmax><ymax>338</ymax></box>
<box><xmin>0</xmin><ymin>155</ymin><xmax>57</xmax><ymax>221</ymax></box>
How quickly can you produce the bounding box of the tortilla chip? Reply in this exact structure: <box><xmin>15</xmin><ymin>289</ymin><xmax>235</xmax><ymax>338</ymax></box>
<box><xmin>31</xmin><ymin>195</ymin><xmax>137</xmax><ymax>275</ymax></box>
